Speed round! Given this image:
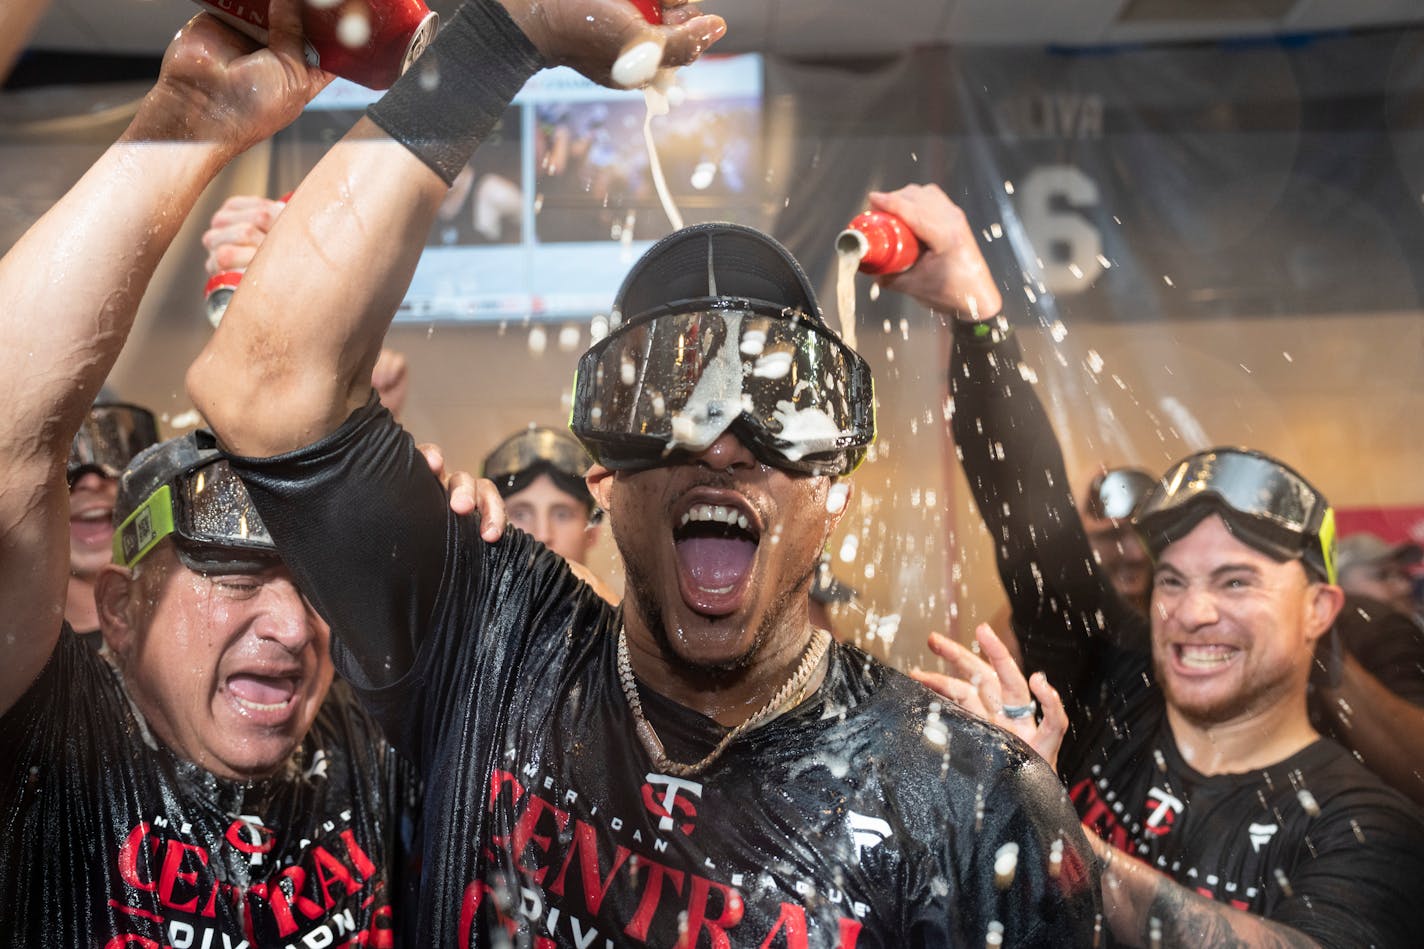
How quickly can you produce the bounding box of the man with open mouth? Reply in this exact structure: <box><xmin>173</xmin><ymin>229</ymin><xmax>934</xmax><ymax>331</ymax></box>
<box><xmin>870</xmin><ymin>181</ymin><xmax>1424</xmax><ymax>948</ymax></box>
<box><xmin>187</xmin><ymin>1</ymin><xmax>1103</xmax><ymax>934</ymax></box>
<box><xmin>64</xmin><ymin>398</ymin><xmax>160</xmax><ymax>644</ymax></box>
<box><xmin>0</xmin><ymin>5</ymin><xmax>428</xmax><ymax>944</ymax></box>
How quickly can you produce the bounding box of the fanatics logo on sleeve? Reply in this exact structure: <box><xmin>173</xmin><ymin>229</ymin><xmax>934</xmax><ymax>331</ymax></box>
<box><xmin>1248</xmin><ymin>822</ymin><xmax>1278</xmax><ymax>853</ymax></box>
<box><xmin>847</xmin><ymin>811</ymin><xmax>891</xmax><ymax>861</ymax></box>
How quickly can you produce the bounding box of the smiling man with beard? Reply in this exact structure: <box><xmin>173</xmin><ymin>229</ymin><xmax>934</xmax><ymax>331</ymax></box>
<box><xmin>185</xmin><ymin>3</ymin><xmax>1102</xmax><ymax>933</ymax></box>
<box><xmin>870</xmin><ymin>181</ymin><xmax>1424</xmax><ymax>948</ymax></box>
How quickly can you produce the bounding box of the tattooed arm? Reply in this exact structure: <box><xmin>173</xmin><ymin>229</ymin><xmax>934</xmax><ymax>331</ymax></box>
<box><xmin>1088</xmin><ymin>836</ymin><xmax>1320</xmax><ymax>949</ymax></box>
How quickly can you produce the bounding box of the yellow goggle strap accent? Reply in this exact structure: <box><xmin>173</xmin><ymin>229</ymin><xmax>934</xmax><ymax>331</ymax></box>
<box><xmin>112</xmin><ymin>484</ymin><xmax>176</xmax><ymax>569</ymax></box>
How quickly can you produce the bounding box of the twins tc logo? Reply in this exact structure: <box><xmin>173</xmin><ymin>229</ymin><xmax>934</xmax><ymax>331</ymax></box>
<box><xmin>1143</xmin><ymin>787</ymin><xmax>1185</xmax><ymax>837</ymax></box>
<box><xmin>641</xmin><ymin>774</ymin><xmax>702</xmax><ymax>836</ymax></box>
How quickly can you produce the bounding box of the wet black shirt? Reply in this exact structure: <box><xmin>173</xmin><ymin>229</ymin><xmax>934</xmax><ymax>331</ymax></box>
<box><xmin>950</xmin><ymin>320</ymin><xmax>1424</xmax><ymax>947</ymax></box>
<box><xmin>0</xmin><ymin>628</ymin><xmax>418</xmax><ymax>947</ymax></box>
<box><xmin>229</xmin><ymin>396</ymin><xmax>1102</xmax><ymax>947</ymax></box>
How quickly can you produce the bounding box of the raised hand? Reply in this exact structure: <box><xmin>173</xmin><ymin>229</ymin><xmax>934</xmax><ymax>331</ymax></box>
<box><xmin>868</xmin><ymin>183</ymin><xmax>1003</xmax><ymax>320</ymax></box>
<box><xmin>202</xmin><ymin>195</ymin><xmax>286</xmax><ymax>275</ymax></box>
<box><xmin>498</xmin><ymin>0</ymin><xmax>726</xmax><ymax>89</ymax></box>
<box><xmin>911</xmin><ymin>623</ymin><xmax>1068</xmax><ymax>770</ymax></box>
<box><xmin>127</xmin><ymin>0</ymin><xmax>331</xmax><ymax>153</ymax></box>
<box><xmin>418</xmin><ymin>442</ymin><xmax>508</xmax><ymax>542</ymax></box>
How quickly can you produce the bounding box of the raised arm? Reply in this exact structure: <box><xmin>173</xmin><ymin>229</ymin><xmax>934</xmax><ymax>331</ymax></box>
<box><xmin>873</xmin><ymin>184</ymin><xmax>1142</xmax><ymax>687</ymax></box>
<box><xmin>0</xmin><ymin>6</ymin><xmax>326</xmax><ymax>716</ymax></box>
<box><xmin>188</xmin><ymin>0</ymin><xmax>725</xmax><ymax>458</ymax></box>
<box><xmin>202</xmin><ymin>195</ymin><xmax>414</xmax><ymax>418</ymax></box>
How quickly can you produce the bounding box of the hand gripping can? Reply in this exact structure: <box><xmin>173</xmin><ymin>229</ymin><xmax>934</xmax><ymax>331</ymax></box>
<box><xmin>191</xmin><ymin>0</ymin><xmax>439</xmax><ymax>90</ymax></box>
<box><xmin>202</xmin><ymin>192</ymin><xmax>293</xmax><ymax>328</ymax></box>
<box><xmin>627</xmin><ymin>0</ymin><xmax>664</xmax><ymax>23</ymax></box>
<box><xmin>837</xmin><ymin>210</ymin><xmax>922</xmax><ymax>276</ymax></box>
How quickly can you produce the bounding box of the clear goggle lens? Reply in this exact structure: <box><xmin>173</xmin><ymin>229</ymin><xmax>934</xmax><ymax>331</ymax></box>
<box><xmin>572</xmin><ymin>305</ymin><xmax>874</xmax><ymax>476</ymax></box>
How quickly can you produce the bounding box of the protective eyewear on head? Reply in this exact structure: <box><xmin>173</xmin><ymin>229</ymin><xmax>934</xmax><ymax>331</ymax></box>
<box><xmin>483</xmin><ymin>427</ymin><xmax>591</xmax><ymax>483</ymax></box>
<box><xmin>1085</xmin><ymin>468</ymin><xmax>1155</xmax><ymax>521</ymax></box>
<box><xmin>571</xmin><ymin>302</ymin><xmax>875</xmax><ymax>476</ymax></box>
<box><xmin>1134</xmin><ymin>447</ymin><xmax>1336</xmax><ymax>584</ymax></box>
<box><xmin>68</xmin><ymin>403</ymin><xmax>160</xmax><ymax>485</ymax></box>
<box><xmin>113</xmin><ymin>458</ymin><xmax>278</xmax><ymax>572</ymax></box>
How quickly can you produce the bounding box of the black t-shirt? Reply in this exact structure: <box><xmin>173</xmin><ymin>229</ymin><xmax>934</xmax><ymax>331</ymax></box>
<box><xmin>229</xmin><ymin>396</ymin><xmax>1103</xmax><ymax>947</ymax></box>
<box><xmin>950</xmin><ymin>324</ymin><xmax>1424</xmax><ymax>947</ymax></box>
<box><xmin>0</xmin><ymin>628</ymin><xmax>419</xmax><ymax>947</ymax></box>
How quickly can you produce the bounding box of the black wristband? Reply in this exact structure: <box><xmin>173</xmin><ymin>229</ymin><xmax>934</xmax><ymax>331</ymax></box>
<box><xmin>367</xmin><ymin>0</ymin><xmax>544</xmax><ymax>185</ymax></box>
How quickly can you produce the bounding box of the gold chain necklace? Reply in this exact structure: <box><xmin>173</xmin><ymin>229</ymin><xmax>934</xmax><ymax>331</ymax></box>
<box><xmin>616</xmin><ymin>626</ymin><xmax>831</xmax><ymax>779</ymax></box>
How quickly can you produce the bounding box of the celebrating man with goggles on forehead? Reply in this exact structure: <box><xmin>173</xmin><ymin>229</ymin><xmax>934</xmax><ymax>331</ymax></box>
<box><xmin>187</xmin><ymin>2</ymin><xmax>1102</xmax><ymax>937</ymax></box>
<box><xmin>479</xmin><ymin>424</ymin><xmax>621</xmax><ymax>603</ymax></box>
<box><xmin>65</xmin><ymin>399</ymin><xmax>160</xmax><ymax>642</ymax></box>
<box><xmin>873</xmin><ymin>182</ymin><xmax>1424</xmax><ymax>948</ymax></box>
<box><xmin>0</xmin><ymin>3</ymin><xmax>451</xmax><ymax>942</ymax></box>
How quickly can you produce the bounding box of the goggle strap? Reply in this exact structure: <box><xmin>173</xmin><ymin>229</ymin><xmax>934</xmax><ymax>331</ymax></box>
<box><xmin>1317</xmin><ymin>507</ymin><xmax>1338</xmax><ymax>585</ymax></box>
<box><xmin>113</xmin><ymin>485</ymin><xmax>177</xmax><ymax>569</ymax></box>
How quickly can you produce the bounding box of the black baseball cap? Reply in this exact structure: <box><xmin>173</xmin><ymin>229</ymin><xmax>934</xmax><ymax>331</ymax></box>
<box><xmin>612</xmin><ymin>222</ymin><xmax>823</xmax><ymax>325</ymax></box>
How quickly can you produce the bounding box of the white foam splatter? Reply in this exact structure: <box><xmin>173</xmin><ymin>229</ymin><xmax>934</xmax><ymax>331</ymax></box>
<box><xmin>337</xmin><ymin>10</ymin><xmax>371</xmax><ymax>48</ymax></box>
<box><xmin>611</xmin><ymin>39</ymin><xmax>663</xmax><ymax>89</ymax></box>
<box><xmin>993</xmin><ymin>843</ymin><xmax>1019</xmax><ymax>889</ymax></box>
<box><xmin>169</xmin><ymin>409</ymin><xmax>203</xmax><ymax>429</ymax></box>
<box><xmin>752</xmin><ymin>350</ymin><xmax>794</xmax><ymax>379</ymax></box>
<box><xmin>770</xmin><ymin>401</ymin><xmax>846</xmax><ymax>460</ymax></box>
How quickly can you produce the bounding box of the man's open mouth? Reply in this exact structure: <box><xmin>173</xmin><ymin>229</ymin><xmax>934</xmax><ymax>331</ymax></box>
<box><xmin>1173</xmin><ymin>643</ymin><xmax>1240</xmax><ymax>671</ymax></box>
<box><xmin>673</xmin><ymin>498</ymin><xmax>761</xmax><ymax>615</ymax></box>
<box><xmin>70</xmin><ymin>506</ymin><xmax>113</xmax><ymax>544</ymax></box>
<box><xmin>225</xmin><ymin>672</ymin><xmax>301</xmax><ymax>719</ymax></box>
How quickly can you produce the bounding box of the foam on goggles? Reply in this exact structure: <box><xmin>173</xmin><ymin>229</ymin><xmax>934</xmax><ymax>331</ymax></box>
<box><xmin>571</xmin><ymin>303</ymin><xmax>874</xmax><ymax>476</ymax></box>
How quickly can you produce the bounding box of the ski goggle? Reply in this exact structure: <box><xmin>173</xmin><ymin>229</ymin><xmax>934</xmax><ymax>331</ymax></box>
<box><xmin>113</xmin><ymin>457</ymin><xmax>277</xmax><ymax>573</ymax></box>
<box><xmin>1085</xmin><ymin>467</ymin><xmax>1156</xmax><ymax>521</ymax></box>
<box><xmin>68</xmin><ymin>403</ymin><xmax>160</xmax><ymax>485</ymax></box>
<box><xmin>571</xmin><ymin>302</ymin><xmax>875</xmax><ymax>476</ymax></box>
<box><xmin>1134</xmin><ymin>447</ymin><xmax>1336</xmax><ymax>584</ymax></box>
<box><xmin>482</xmin><ymin>426</ymin><xmax>596</xmax><ymax>510</ymax></box>
<box><xmin>483</xmin><ymin>427</ymin><xmax>591</xmax><ymax>484</ymax></box>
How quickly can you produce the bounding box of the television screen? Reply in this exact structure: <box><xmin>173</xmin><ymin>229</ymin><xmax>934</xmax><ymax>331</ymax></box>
<box><xmin>274</xmin><ymin>54</ymin><xmax>765</xmax><ymax>323</ymax></box>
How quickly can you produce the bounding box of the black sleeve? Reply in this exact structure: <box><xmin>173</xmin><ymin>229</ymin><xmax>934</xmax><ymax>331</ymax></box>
<box><xmin>226</xmin><ymin>395</ymin><xmax>610</xmax><ymax>768</ymax></box>
<box><xmin>1272</xmin><ymin>785</ymin><xmax>1424</xmax><ymax>948</ymax></box>
<box><xmin>907</xmin><ymin>739</ymin><xmax>1104</xmax><ymax>947</ymax></box>
<box><xmin>225</xmin><ymin>395</ymin><xmax>460</xmax><ymax>694</ymax></box>
<box><xmin>949</xmin><ymin>318</ymin><xmax>1146</xmax><ymax>696</ymax></box>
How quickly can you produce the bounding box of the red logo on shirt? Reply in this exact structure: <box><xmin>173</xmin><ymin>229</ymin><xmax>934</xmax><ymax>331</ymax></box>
<box><xmin>641</xmin><ymin>774</ymin><xmax>701</xmax><ymax>836</ymax></box>
<box><xmin>1143</xmin><ymin>787</ymin><xmax>1184</xmax><ymax>837</ymax></box>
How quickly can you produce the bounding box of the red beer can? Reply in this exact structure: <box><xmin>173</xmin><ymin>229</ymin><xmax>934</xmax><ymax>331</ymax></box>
<box><xmin>202</xmin><ymin>192</ymin><xmax>293</xmax><ymax>328</ymax></box>
<box><xmin>203</xmin><ymin>270</ymin><xmax>244</xmax><ymax>328</ymax></box>
<box><xmin>628</xmin><ymin>0</ymin><xmax>664</xmax><ymax>24</ymax></box>
<box><xmin>191</xmin><ymin>0</ymin><xmax>439</xmax><ymax>90</ymax></box>
<box><xmin>837</xmin><ymin>210</ymin><xmax>921</xmax><ymax>276</ymax></box>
